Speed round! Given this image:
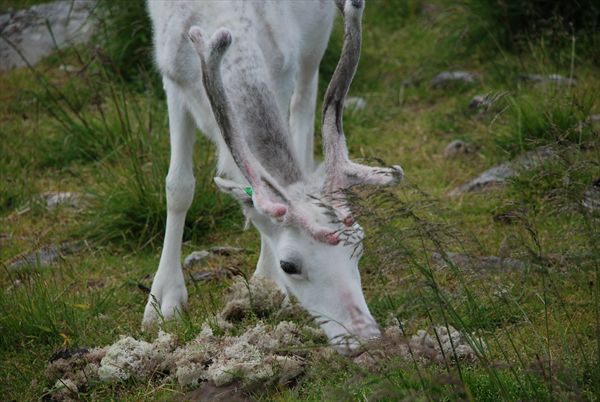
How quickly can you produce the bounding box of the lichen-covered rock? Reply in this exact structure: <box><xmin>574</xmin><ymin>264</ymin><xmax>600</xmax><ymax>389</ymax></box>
<box><xmin>220</xmin><ymin>276</ymin><xmax>287</xmax><ymax>321</ymax></box>
<box><xmin>98</xmin><ymin>331</ymin><xmax>177</xmax><ymax>382</ymax></box>
<box><xmin>97</xmin><ymin>337</ymin><xmax>155</xmax><ymax>381</ymax></box>
<box><xmin>45</xmin><ymin>276</ymin><xmax>484</xmax><ymax>400</ymax></box>
<box><xmin>45</xmin><ymin>347</ymin><xmax>105</xmax><ymax>386</ymax></box>
<box><xmin>207</xmin><ymin>340</ymin><xmax>270</xmax><ymax>386</ymax></box>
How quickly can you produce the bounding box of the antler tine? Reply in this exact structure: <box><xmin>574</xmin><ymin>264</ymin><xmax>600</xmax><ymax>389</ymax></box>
<box><xmin>188</xmin><ymin>27</ymin><xmax>289</xmax><ymax>219</ymax></box>
<box><xmin>188</xmin><ymin>27</ymin><xmax>340</xmax><ymax>244</ymax></box>
<box><xmin>321</xmin><ymin>0</ymin><xmax>403</xmax><ymax>196</ymax></box>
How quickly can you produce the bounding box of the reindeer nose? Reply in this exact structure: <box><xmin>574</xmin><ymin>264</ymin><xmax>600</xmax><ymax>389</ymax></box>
<box><xmin>332</xmin><ymin>313</ymin><xmax>381</xmax><ymax>355</ymax></box>
<box><xmin>350</xmin><ymin>314</ymin><xmax>381</xmax><ymax>340</ymax></box>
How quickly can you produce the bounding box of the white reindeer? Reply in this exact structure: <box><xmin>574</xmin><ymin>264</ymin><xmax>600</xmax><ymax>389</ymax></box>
<box><xmin>144</xmin><ymin>0</ymin><xmax>403</xmax><ymax>352</ymax></box>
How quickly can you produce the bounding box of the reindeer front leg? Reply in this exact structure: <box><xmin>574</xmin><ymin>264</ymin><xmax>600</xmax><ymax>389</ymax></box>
<box><xmin>143</xmin><ymin>78</ymin><xmax>194</xmax><ymax>327</ymax></box>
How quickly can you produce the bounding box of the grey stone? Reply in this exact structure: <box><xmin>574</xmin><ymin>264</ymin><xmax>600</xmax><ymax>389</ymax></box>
<box><xmin>468</xmin><ymin>91</ymin><xmax>507</xmax><ymax>113</ymax></box>
<box><xmin>431</xmin><ymin>251</ymin><xmax>528</xmax><ymax>271</ymax></box>
<box><xmin>431</xmin><ymin>71</ymin><xmax>477</xmax><ymax>88</ymax></box>
<box><xmin>448</xmin><ymin>163</ymin><xmax>513</xmax><ymax>196</ymax></box>
<box><xmin>183</xmin><ymin>250</ymin><xmax>210</xmax><ymax>269</ymax></box>
<box><xmin>582</xmin><ymin>178</ymin><xmax>600</xmax><ymax>211</ymax></box>
<box><xmin>183</xmin><ymin>246</ymin><xmax>246</xmax><ymax>269</ymax></box>
<box><xmin>448</xmin><ymin>146</ymin><xmax>555</xmax><ymax>196</ymax></box>
<box><xmin>0</xmin><ymin>0</ymin><xmax>96</xmax><ymax>70</ymax></box>
<box><xmin>8</xmin><ymin>241</ymin><xmax>81</xmax><ymax>270</ymax></box>
<box><xmin>443</xmin><ymin>140</ymin><xmax>474</xmax><ymax>159</ymax></box>
<box><xmin>518</xmin><ymin>73</ymin><xmax>577</xmax><ymax>86</ymax></box>
<box><xmin>344</xmin><ymin>96</ymin><xmax>366</xmax><ymax>111</ymax></box>
<box><xmin>41</xmin><ymin>191</ymin><xmax>80</xmax><ymax>209</ymax></box>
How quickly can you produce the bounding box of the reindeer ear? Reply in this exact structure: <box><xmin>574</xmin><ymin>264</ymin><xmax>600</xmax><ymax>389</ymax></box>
<box><xmin>214</xmin><ymin>177</ymin><xmax>253</xmax><ymax>206</ymax></box>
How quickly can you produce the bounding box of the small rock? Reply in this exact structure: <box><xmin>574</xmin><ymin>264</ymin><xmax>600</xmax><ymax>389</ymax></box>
<box><xmin>582</xmin><ymin>178</ymin><xmax>600</xmax><ymax>211</ymax></box>
<box><xmin>587</xmin><ymin>114</ymin><xmax>600</xmax><ymax>124</ymax></box>
<box><xmin>468</xmin><ymin>94</ymin><xmax>490</xmax><ymax>110</ymax></box>
<box><xmin>518</xmin><ymin>73</ymin><xmax>576</xmax><ymax>86</ymax></box>
<box><xmin>190</xmin><ymin>268</ymin><xmax>233</xmax><ymax>282</ymax></box>
<box><xmin>468</xmin><ymin>91</ymin><xmax>507</xmax><ymax>113</ymax></box>
<box><xmin>467</xmin><ymin>91</ymin><xmax>507</xmax><ymax>112</ymax></box>
<box><xmin>448</xmin><ymin>163</ymin><xmax>514</xmax><ymax>196</ymax></box>
<box><xmin>431</xmin><ymin>251</ymin><xmax>528</xmax><ymax>271</ymax></box>
<box><xmin>443</xmin><ymin>140</ymin><xmax>474</xmax><ymax>159</ymax></box>
<box><xmin>41</xmin><ymin>191</ymin><xmax>80</xmax><ymax>209</ymax></box>
<box><xmin>431</xmin><ymin>71</ymin><xmax>476</xmax><ymax>88</ymax></box>
<box><xmin>184</xmin><ymin>246</ymin><xmax>247</xmax><ymax>269</ymax></box>
<box><xmin>8</xmin><ymin>241</ymin><xmax>81</xmax><ymax>270</ymax></box>
<box><xmin>448</xmin><ymin>146</ymin><xmax>555</xmax><ymax>196</ymax></box>
<box><xmin>183</xmin><ymin>250</ymin><xmax>210</xmax><ymax>269</ymax></box>
<box><xmin>344</xmin><ymin>96</ymin><xmax>367</xmax><ymax>111</ymax></box>
<box><xmin>0</xmin><ymin>0</ymin><xmax>97</xmax><ymax>70</ymax></box>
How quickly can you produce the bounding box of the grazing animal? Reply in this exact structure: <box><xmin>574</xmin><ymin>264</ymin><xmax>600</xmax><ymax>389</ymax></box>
<box><xmin>144</xmin><ymin>0</ymin><xmax>403</xmax><ymax>352</ymax></box>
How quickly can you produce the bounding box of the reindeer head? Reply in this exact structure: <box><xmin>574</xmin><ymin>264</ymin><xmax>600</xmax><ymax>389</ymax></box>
<box><xmin>188</xmin><ymin>0</ymin><xmax>403</xmax><ymax>353</ymax></box>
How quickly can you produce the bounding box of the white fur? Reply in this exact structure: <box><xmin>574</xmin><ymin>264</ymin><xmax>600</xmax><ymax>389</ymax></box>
<box><xmin>144</xmin><ymin>0</ymin><xmax>388</xmax><ymax>352</ymax></box>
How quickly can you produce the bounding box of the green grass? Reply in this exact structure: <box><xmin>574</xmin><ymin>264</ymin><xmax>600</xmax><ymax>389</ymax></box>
<box><xmin>1</xmin><ymin>0</ymin><xmax>600</xmax><ymax>400</ymax></box>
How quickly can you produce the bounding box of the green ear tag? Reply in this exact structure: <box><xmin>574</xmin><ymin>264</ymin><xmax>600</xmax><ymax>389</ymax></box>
<box><xmin>244</xmin><ymin>187</ymin><xmax>253</xmax><ymax>197</ymax></box>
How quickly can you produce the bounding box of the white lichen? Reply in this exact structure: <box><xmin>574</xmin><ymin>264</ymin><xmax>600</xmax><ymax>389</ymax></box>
<box><xmin>97</xmin><ymin>330</ymin><xmax>178</xmax><ymax>382</ymax></box>
<box><xmin>46</xmin><ymin>276</ymin><xmax>485</xmax><ymax>401</ymax></box>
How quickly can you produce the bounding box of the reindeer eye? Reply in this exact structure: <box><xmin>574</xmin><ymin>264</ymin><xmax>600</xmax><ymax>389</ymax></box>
<box><xmin>280</xmin><ymin>260</ymin><xmax>301</xmax><ymax>275</ymax></box>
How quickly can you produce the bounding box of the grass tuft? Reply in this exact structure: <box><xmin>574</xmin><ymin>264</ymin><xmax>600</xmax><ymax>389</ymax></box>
<box><xmin>495</xmin><ymin>89</ymin><xmax>597</xmax><ymax>155</ymax></box>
